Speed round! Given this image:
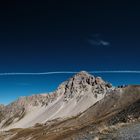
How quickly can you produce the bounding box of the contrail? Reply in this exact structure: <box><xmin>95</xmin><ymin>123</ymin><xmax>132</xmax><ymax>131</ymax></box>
<box><xmin>90</xmin><ymin>71</ymin><xmax>140</xmax><ymax>74</ymax></box>
<box><xmin>0</xmin><ymin>71</ymin><xmax>78</xmax><ymax>76</ymax></box>
<box><xmin>0</xmin><ymin>71</ymin><xmax>140</xmax><ymax>76</ymax></box>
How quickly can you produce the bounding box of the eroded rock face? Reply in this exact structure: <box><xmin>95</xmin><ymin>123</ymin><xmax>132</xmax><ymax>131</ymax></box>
<box><xmin>0</xmin><ymin>72</ymin><xmax>140</xmax><ymax>140</ymax></box>
<box><xmin>0</xmin><ymin>104</ymin><xmax>4</xmax><ymax>108</ymax></box>
<box><xmin>1</xmin><ymin>85</ymin><xmax>140</xmax><ymax>140</ymax></box>
<box><xmin>0</xmin><ymin>71</ymin><xmax>113</xmax><ymax>129</ymax></box>
<box><xmin>0</xmin><ymin>105</ymin><xmax>5</xmax><ymax>122</ymax></box>
<box><xmin>56</xmin><ymin>71</ymin><xmax>112</xmax><ymax>102</ymax></box>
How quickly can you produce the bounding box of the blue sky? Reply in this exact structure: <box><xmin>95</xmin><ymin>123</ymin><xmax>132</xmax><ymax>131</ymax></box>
<box><xmin>0</xmin><ymin>1</ymin><xmax>140</xmax><ymax>104</ymax></box>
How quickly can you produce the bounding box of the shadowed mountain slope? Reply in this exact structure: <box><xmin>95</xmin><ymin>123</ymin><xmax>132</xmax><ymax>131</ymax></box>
<box><xmin>0</xmin><ymin>72</ymin><xmax>140</xmax><ymax>140</ymax></box>
<box><xmin>1</xmin><ymin>85</ymin><xmax>139</xmax><ymax>140</ymax></box>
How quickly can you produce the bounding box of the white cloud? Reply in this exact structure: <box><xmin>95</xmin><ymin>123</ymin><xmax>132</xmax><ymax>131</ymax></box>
<box><xmin>88</xmin><ymin>39</ymin><xmax>110</xmax><ymax>46</ymax></box>
<box><xmin>100</xmin><ymin>40</ymin><xmax>110</xmax><ymax>46</ymax></box>
<box><xmin>88</xmin><ymin>34</ymin><xmax>110</xmax><ymax>46</ymax></box>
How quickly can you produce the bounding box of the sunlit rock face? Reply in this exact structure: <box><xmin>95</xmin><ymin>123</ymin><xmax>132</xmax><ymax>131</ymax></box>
<box><xmin>0</xmin><ymin>71</ymin><xmax>113</xmax><ymax>130</ymax></box>
<box><xmin>57</xmin><ymin>71</ymin><xmax>112</xmax><ymax>101</ymax></box>
<box><xmin>0</xmin><ymin>85</ymin><xmax>140</xmax><ymax>140</ymax></box>
<box><xmin>0</xmin><ymin>72</ymin><xmax>140</xmax><ymax>140</ymax></box>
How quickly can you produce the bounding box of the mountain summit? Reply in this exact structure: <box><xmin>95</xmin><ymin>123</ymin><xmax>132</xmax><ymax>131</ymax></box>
<box><xmin>0</xmin><ymin>71</ymin><xmax>140</xmax><ymax>140</ymax></box>
<box><xmin>0</xmin><ymin>71</ymin><xmax>113</xmax><ymax>129</ymax></box>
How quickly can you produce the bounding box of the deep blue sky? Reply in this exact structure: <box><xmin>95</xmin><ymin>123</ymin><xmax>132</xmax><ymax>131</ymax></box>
<box><xmin>0</xmin><ymin>0</ymin><xmax>140</xmax><ymax>104</ymax></box>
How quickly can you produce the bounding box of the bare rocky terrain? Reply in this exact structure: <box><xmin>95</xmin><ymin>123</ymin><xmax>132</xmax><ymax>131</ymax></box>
<box><xmin>0</xmin><ymin>71</ymin><xmax>140</xmax><ymax>140</ymax></box>
<box><xmin>0</xmin><ymin>71</ymin><xmax>112</xmax><ymax>130</ymax></box>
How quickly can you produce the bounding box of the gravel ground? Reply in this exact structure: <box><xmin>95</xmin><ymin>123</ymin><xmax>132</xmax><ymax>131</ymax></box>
<box><xmin>114</xmin><ymin>123</ymin><xmax>140</xmax><ymax>140</ymax></box>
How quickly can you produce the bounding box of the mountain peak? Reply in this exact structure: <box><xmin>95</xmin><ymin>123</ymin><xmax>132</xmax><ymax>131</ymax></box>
<box><xmin>72</xmin><ymin>71</ymin><xmax>106</xmax><ymax>86</ymax></box>
<box><xmin>76</xmin><ymin>70</ymin><xmax>90</xmax><ymax>75</ymax></box>
<box><xmin>56</xmin><ymin>70</ymin><xmax>112</xmax><ymax>102</ymax></box>
<box><xmin>74</xmin><ymin>71</ymin><xmax>91</xmax><ymax>77</ymax></box>
<box><xmin>0</xmin><ymin>71</ymin><xmax>113</xmax><ymax>130</ymax></box>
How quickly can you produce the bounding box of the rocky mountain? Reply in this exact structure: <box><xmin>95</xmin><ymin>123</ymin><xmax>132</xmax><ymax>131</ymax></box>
<box><xmin>0</xmin><ymin>71</ymin><xmax>113</xmax><ymax>130</ymax></box>
<box><xmin>0</xmin><ymin>71</ymin><xmax>140</xmax><ymax>140</ymax></box>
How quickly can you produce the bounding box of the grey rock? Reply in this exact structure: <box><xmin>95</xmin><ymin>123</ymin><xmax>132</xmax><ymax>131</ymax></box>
<box><xmin>0</xmin><ymin>71</ymin><xmax>113</xmax><ymax>129</ymax></box>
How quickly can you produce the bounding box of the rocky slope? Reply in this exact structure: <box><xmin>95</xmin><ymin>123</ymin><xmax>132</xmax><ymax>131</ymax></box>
<box><xmin>0</xmin><ymin>71</ymin><xmax>113</xmax><ymax>130</ymax></box>
<box><xmin>0</xmin><ymin>85</ymin><xmax>139</xmax><ymax>140</ymax></box>
<box><xmin>0</xmin><ymin>71</ymin><xmax>140</xmax><ymax>140</ymax></box>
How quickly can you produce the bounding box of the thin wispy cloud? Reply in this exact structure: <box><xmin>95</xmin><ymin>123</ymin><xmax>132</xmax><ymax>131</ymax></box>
<box><xmin>100</xmin><ymin>40</ymin><xmax>110</xmax><ymax>46</ymax></box>
<box><xmin>88</xmin><ymin>34</ymin><xmax>110</xmax><ymax>46</ymax></box>
<box><xmin>88</xmin><ymin>39</ymin><xmax>110</xmax><ymax>46</ymax></box>
<box><xmin>0</xmin><ymin>71</ymin><xmax>140</xmax><ymax>76</ymax></box>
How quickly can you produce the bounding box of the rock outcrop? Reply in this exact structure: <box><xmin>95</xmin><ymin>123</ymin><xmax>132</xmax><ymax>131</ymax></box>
<box><xmin>0</xmin><ymin>71</ymin><xmax>113</xmax><ymax>129</ymax></box>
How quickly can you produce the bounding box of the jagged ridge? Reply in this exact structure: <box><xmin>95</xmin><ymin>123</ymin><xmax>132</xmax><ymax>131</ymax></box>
<box><xmin>0</xmin><ymin>71</ymin><xmax>113</xmax><ymax>129</ymax></box>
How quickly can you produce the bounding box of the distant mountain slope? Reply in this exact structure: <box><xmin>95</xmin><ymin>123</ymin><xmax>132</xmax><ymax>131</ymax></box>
<box><xmin>0</xmin><ymin>71</ymin><xmax>113</xmax><ymax>130</ymax></box>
